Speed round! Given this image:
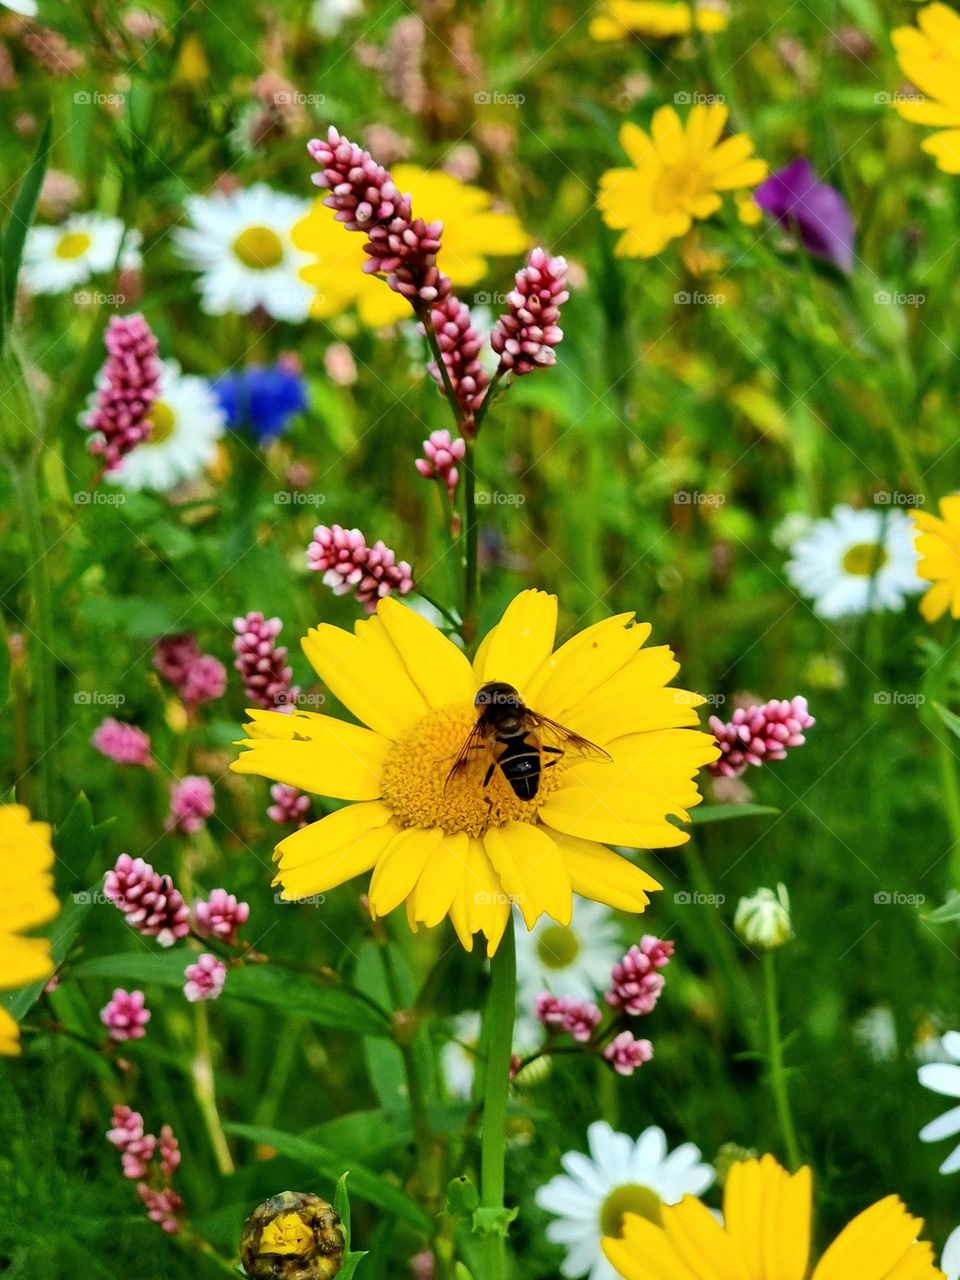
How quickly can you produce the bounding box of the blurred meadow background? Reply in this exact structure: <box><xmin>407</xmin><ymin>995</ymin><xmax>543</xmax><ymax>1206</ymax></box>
<box><xmin>3</xmin><ymin>0</ymin><xmax>960</xmax><ymax>1276</ymax></box>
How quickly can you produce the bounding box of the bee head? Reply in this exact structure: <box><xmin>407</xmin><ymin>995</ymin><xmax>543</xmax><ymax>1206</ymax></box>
<box><xmin>475</xmin><ymin>681</ymin><xmax>523</xmax><ymax>712</ymax></box>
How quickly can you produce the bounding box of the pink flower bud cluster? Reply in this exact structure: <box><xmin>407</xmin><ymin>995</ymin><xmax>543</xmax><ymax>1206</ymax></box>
<box><xmin>91</xmin><ymin>717</ymin><xmax>153</xmax><ymax>768</ymax></box>
<box><xmin>605</xmin><ymin>937</ymin><xmax>674</xmax><ymax>1016</ymax></box>
<box><xmin>536</xmin><ymin>993</ymin><xmax>602</xmax><ymax>1043</ymax></box>
<box><xmin>425</xmin><ymin>297</ymin><xmax>489</xmax><ymax>428</ymax></box>
<box><xmin>415</xmin><ymin>429</ymin><xmax>466</xmax><ymax>500</ymax></box>
<box><xmin>603</xmin><ymin>1030</ymin><xmax>654</xmax><ymax>1077</ymax></box>
<box><xmin>153</xmin><ymin>634</ymin><xmax>226</xmax><ymax>707</ymax></box>
<box><xmin>82</xmin><ymin>313</ymin><xmax>161</xmax><ymax>471</ymax></box>
<box><xmin>167</xmin><ymin>775</ymin><xmax>215</xmax><ymax>835</ymax></box>
<box><xmin>232</xmin><ymin>611</ymin><xmax>300</xmax><ymax>711</ymax></box>
<box><xmin>709</xmin><ymin>696</ymin><xmax>815</xmax><ymax>778</ymax></box>
<box><xmin>268</xmin><ymin>782</ymin><xmax>311</xmax><ymax>827</ymax></box>
<box><xmin>491</xmin><ymin>248</ymin><xmax>568</xmax><ymax>375</ymax></box>
<box><xmin>307</xmin><ymin>523</ymin><xmax>414</xmax><ymax>612</ymax></box>
<box><xmin>104</xmin><ymin>853</ymin><xmax>190</xmax><ymax>947</ymax></box>
<box><xmin>307</xmin><ymin>126</ymin><xmax>451</xmax><ymax>306</ymax></box>
<box><xmin>193</xmin><ymin>888</ymin><xmax>249</xmax><ymax>945</ymax></box>
<box><xmin>183</xmin><ymin>952</ymin><xmax>227</xmax><ymax>1003</ymax></box>
<box><xmin>107</xmin><ymin>1106</ymin><xmax>183</xmax><ymax>1233</ymax></box>
<box><xmin>100</xmin><ymin>988</ymin><xmax>151</xmax><ymax>1042</ymax></box>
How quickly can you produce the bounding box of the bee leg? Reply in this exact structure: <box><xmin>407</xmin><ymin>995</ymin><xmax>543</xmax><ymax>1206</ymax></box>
<box><xmin>543</xmin><ymin>745</ymin><xmax>563</xmax><ymax>755</ymax></box>
<box><xmin>482</xmin><ymin>761</ymin><xmax>497</xmax><ymax>788</ymax></box>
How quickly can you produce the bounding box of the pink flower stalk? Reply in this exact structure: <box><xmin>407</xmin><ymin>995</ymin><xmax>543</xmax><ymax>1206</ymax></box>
<box><xmin>183</xmin><ymin>952</ymin><xmax>227</xmax><ymax>1003</ymax></box>
<box><xmin>167</xmin><ymin>776</ymin><xmax>215</xmax><ymax>835</ymax></box>
<box><xmin>606</xmin><ymin>937</ymin><xmax>674</xmax><ymax>1016</ymax></box>
<box><xmin>153</xmin><ymin>634</ymin><xmax>226</xmax><ymax>706</ymax></box>
<box><xmin>154</xmin><ymin>633</ymin><xmax>201</xmax><ymax>687</ymax></box>
<box><xmin>425</xmin><ymin>297</ymin><xmax>489</xmax><ymax>429</ymax></box>
<box><xmin>307</xmin><ymin>523</ymin><xmax>414</xmax><ymax>612</ymax></box>
<box><xmin>106</xmin><ymin>1105</ymin><xmax>157</xmax><ymax>1180</ymax></box>
<box><xmin>158</xmin><ymin>1125</ymin><xmax>181</xmax><ymax>1179</ymax></box>
<box><xmin>603</xmin><ymin>1030</ymin><xmax>654</xmax><ymax>1076</ymax></box>
<box><xmin>709</xmin><ymin>695</ymin><xmax>815</xmax><ymax>778</ymax></box>
<box><xmin>104</xmin><ymin>853</ymin><xmax>190</xmax><ymax>947</ymax></box>
<box><xmin>82</xmin><ymin>313</ymin><xmax>161</xmax><ymax>471</ymax></box>
<box><xmin>100</xmin><ymin>988</ymin><xmax>151</xmax><ymax>1042</ymax></box>
<box><xmin>232</xmin><ymin>611</ymin><xmax>299</xmax><ymax>711</ymax></box>
<box><xmin>491</xmin><ymin>247</ymin><xmax>568</xmax><ymax>375</ymax></box>
<box><xmin>416</xmin><ymin>428</ymin><xmax>466</xmax><ymax>499</ymax></box>
<box><xmin>410</xmin><ymin>1252</ymin><xmax>436</xmax><ymax>1280</ymax></box>
<box><xmin>137</xmin><ymin>1183</ymin><xmax>184</xmax><ymax>1234</ymax></box>
<box><xmin>107</xmin><ymin>1104</ymin><xmax>145</xmax><ymax>1151</ymax></box>
<box><xmin>267</xmin><ymin>782</ymin><xmax>311</xmax><ymax>827</ymax></box>
<box><xmin>91</xmin><ymin>717</ymin><xmax>153</xmax><ymax>768</ymax></box>
<box><xmin>307</xmin><ymin>126</ymin><xmax>451</xmax><ymax>307</ymax></box>
<box><xmin>193</xmin><ymin>888</ymin><xmax>249</xmax><ymax>945</ymax></box>
<box><xmin>535</xmin><ymin>993</ymin><xmax>602</xmax><ymax>1043</ymax></box>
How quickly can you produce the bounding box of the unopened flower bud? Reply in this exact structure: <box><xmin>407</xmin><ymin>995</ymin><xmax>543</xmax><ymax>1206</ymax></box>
<box><xmin>734</xmin><ymin>884</ymin><xmax>792</xmax><ymax>950</ymax></box>
<box><xmin>241</xmin><ymin>1191</ymin><xmax>345</xmax><ymax>1279</ymax></box>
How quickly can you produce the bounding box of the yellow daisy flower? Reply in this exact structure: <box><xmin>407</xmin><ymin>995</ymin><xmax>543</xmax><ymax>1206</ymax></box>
<box><xmin>598</xmin><ymin>104</ymin><xmax>767</xmax><ymax>257</ymax></box>
<box><xmin>891</xmin><ymin>3</ymin><xmax>960</xmax><ymax>174</ymax></box>
<box><xmin>293</xmin><ymin>165</ymin><xmax>529</xmax><ymax>328</ymax></box>
<box><xmin>590</xmin><ymin>0</ymin><xmax>728</xmax><ymax>42</ymax></box>
<box><xmin>0</xmin><ymin>804</ymin><xmax>59</xmax><ymax>1055</ymax></box>
<box><xmin>232</xmin><ymin>591</ymin><xmax>718</xmax><ymax>956</ymax></box>
<box><xmin>912</xmin><ymin>494</ymin><xmax>960</xmax><ymax>622</ymax></box>
<box><xmin>603</xmin><ymin>1154</ymin><xmax>943</xmax><ymax>1280</ymax></box>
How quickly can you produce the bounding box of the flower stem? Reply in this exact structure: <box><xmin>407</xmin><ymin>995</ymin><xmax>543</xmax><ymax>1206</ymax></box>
<box><xmin>192</xmin><ymin>1000</ymin><xmax>235</xmax><ymax>1176</ymax></box>
<box><xmin>763</xmin><ymin>950</ymin><xmax>800</xmax><ymax>1170</ymax></box>
<box><xmin>463</xmin><ymin>438</ymin><xmax>479</xmax><ymax>648</ymax></box>
<box><xmin>479</xmin><ymin>925</ymin><xmax>516</xmax><ymax>1279</ymax></box>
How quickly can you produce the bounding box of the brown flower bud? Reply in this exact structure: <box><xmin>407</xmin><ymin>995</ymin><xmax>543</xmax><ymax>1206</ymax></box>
<box><xmin>241</xmin><ymin>1191</ymin><xmax>345</xmax><ymax>1278</ymax></box>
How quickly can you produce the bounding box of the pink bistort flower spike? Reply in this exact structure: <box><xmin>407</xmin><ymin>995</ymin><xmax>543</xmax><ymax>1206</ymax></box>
<box><xmin>491</xmin><ymin>247</ymin><xmax>568</xmax><ymax>376</ymax></box>
<box><xmin>425</xmin><ymin>297</ymin><xmax>489</xmax><ymax>430</ymax></box>
<box><xmin>82</xmin><ymin>313</ymin><xmax>161</xmax><ymax>471</ymax></box>
<box><xmin>183</xmin><ymin>952</ymin><xmax>227</xmax><ymax>1003</ymax></box>
<box><xmin>535</xmin><ymin>993</ymin><xmax>602</xmax><ymax>1043</ymax></box>
<box><xmin>158</xmin><ymin>1125</ymin><xmax>181</xmax><ymax>1179</ymax></box>
<box><xmin>167</xmin><ymin>776</ymin><xmax>215</xmax><ymax>835</ymax></box>
<box><xmin>106</xmin><ymin>1103</ymin><xmax>145</xmax><ymax>1151</ymax></box>
<box><xmin>193</xmin><ymin>888</ymin><xmax>250</xmax><ymax>945</ymax></box>
<box><xmin>416</xmin><ymin>428</ymin><xmax>467</xmax><ymax>500</ymax></box>
<box><xmin>104</xmin><ymin>853</ymin><xmax>190</xmax><ymax>947</ymax></box>
<box><xmin>106</xmin><ymin>1105</ymin><xmax>157</xmax><ymax>1180</ymax></box>
<box><xmin>307</xmin><ymin>523</ymin><xmax>414</xmax><ymax>612</ymax></box>
<box><xmin>153</xmin><ymin>635</ymin><xmax>226</xmax><ymax>706</ymax></box>
<box><xmin>267</xmin><ymin>782</ymin><xmax>311</xmax><ymax>827</ymax></box>
<box><xmin>91</xmin><ymin>717</ymin><xmax>153</xmax><ymax>768</ymax></box>
<box><xmin>232</xmin><ymin>611</ymin><xmax>299</xmax><ymax>711</ymax></box>
<box><xmin>100</xmin><ymin>988</ymin><xmax>151</xmax><ymax>1042</ymax></box>
<box><xmin>606</xmin><ymin>937</ymin><xmax>674</xmax><ymax>1017</ymax></box>
<box><xmin>137</xmin><ymin>1183</ymin><xmax>184</xmax><ymax>1234</ymax></box>
<box><xmin>709</xmin><ymin>695</ymin><xmax>815</xmax><ymax>778</ymax></box>
<box><xmin>603</xmin><ymin>1030</ymin><xmax>654</xmax><ymax>1076</ymax></box>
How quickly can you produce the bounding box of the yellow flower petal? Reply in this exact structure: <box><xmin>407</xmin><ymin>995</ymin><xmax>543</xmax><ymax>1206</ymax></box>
<box><xmin>663</xmin><ymin>1196</ymin><xmax>751</xmax><ymax>1278</ymax></box>
<box><xmin>812</xmin><ymin>1196</ymin><xmax>936</xmax><ymax>1280</ymax></box>
<box><xmin>409</xmin><ymin>830</ymin><xmax>471</xmax><ymax>929</ymax></box>
<box><xmin>545</xmin><ymin>828</ymin><xmax>661</xmax><ymax>910</ymax></box>
<box><xmin>603</xmin><ymin>1211</ymin><xmax>698</xmax><ymax>1280</ymax></box>
<box><xmin>476</xmin><ymin>589</ymin><xmax>558</xmax><ymax>694</ymax></box>
<box><xmin>482</xmin><ymin>821</ymin><xmax>571</xmax><ymax>929</ymax></box>
<box><xmin>232</xmin><ymin>715</ymin><xmax>389</xmax><ymax>800</ymax></box>
<box><xmin>377</xmin><ymin>596</ymin><xmax>475</xmax><ymax>707</ymax></box>
<box><xmin>523</xmin><ymin>613</ymin><xmax>650</xmax><ymax>719</ymax></box>
<box><xmin>274</xmin><ymin>801</ymin><xmax>393</xmax><ymax>876</ymax></box>
<box><xmin>0</xmin><ymin>932</ymin><xmax>53</xmax><ymax>989</ymax></box>
<box><xmin>368</xmin><ymin>826</ymin><xmax>445</xmax><ymax>919</ymax></box>
<box><xmin>459</xmin><ymin>838</ymin><xmax>511</xmax><ymax>955</ymax></box>
<box><xmin>0</xmin><ymin>1005</ymin><xmax>20</xmax><ymax>1055</ymax></box>
<box><xmin>724</xmin><ymin>1156</ymin><xmax>812</xmax><ymax>1280</ymax></box>
<box><xmin>302</xmin><ymin>620</ymin><xmax>428</xmax><ymax>739</ymax></box>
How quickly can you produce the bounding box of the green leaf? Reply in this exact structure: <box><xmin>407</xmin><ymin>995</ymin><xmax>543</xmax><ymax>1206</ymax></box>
<box><xmin>224</xmin><ymin>1124</ymin><xmax>432</xmax><ymax>1235</ymax></box>
<box><xmin>0</xmin><ymin>876</ymin><xmax>101</xmax><ymax>1023</ymax></box>
<box><xmin>932</xmin><ymin>702</ymin><xmax>960</xmax><ymax>742</ymax></box>
<box><xmin>53</xmin><ymin>792</ymin><xmax>114</xmax><ymax>890</ymax></box>
<box><xmin>1</xmin><ymin>116</ymin><xmax>52</xmax><ymax>344</ymax></box>
<box><xmin>70</xmin><ymin>952</ymin><xmax>391</xmax><ymax>1037</ymax></box>
<box><xmin>926</xmin><ymin>893</ymin><xmax>960</xmax><ymax>924</ymax></box>
<box><xmin>688</xmin><ymin>804</ymin><xmax>781</xmax><ymax>825</ymax></box>
<box><xmin>333</xmin><ymin>1172</ymin><xmax>368</xmax><ymax>1275</ymax></box>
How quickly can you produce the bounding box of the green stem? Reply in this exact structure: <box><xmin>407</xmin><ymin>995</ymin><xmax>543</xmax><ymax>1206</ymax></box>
<box><xmin>192</xmin><ymin>1000</ymin><xmax>235</xmax><ymax>1176</ymax></box>
<box><xmin>9</xmin><ymin>453</ymin><xmax>57</xmax><ymax>819</ymax></box>
<box><xmin>479</xmin><ymin>926</ymin><xmax>516</xmax><ymax>1280</ymax></box>
<box><xmin>463</xmin><ymin>438</ymin><xmax>479</xmax><ymax>649</ymax></box>
<box><xmin>763</xmin><ymin>950</ymin><xmax>800</xmax><ymax>1170</ymax></box>
<box><xmin>936</xmin><ymin>733</ymin><xmax>960</xmax><ymax>888</ymax></box>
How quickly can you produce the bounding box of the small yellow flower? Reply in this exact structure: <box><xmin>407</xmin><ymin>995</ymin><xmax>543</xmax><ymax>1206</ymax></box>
<box><xmin>912</xmin><ymin>493</ymin><xmax>960</xmax><ymax>621</ymax></box>
<box><xmin>293</xmin><ymin>166</ymin><xmax>529</xmax><ymax>328</ymax></box>
<box><xmin>590</xmin><ymin>0</ymin><xmax>728</xmax><ymax>41</ymax></box>
<box><xmin>232</xmin><ymin>591</ymin><xmax>718</xmax><ymax>955</ymax></box>
<box><xmin>603</xmin><ymin>1154</ymin><xmax>942</xmax><ymax>1280</ymax></box>
<box><xmin>598</xmin><ymin>104</ymin><xmax>767</xmax><ymax>258</ymax></box>
<box><xmin>735</xmin><ymin>190</ymin><xmax>763</xmax><ymax>225</ymax></box>
<box><xmin>0</xmin><ymin>804</ymin><xmax>59</xmax><ymax>1055</ymax></box>
<box><xmin>891</xmin><ymin>2</ymin><xmax>960</xmax><ymax>173</ymax></box>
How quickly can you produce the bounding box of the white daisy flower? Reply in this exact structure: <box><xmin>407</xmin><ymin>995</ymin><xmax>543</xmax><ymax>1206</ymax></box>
<box><xmin>943</xmin><ymin>1226</ymin><xmax>960</xmax><ymax>1280</ymax></box>
<box><xmin>441</xmin><ymin>1010</ymin><xmax>541</xmax><ymax>1101</ymax></box>
<box><xmin>174</xmin><ymin>184</ymin><xmax>313</xmax><ymax>322</ymax></box>
<box><xmin>536</xmin><ymin>1121</ymin><xmax>715</xmax><ymax>1280</ymax></box>
<box><xmin>108</xmin><ymin>360</ymin><xmax>225</xmax><ymax>493</ymax></box>
<box><xmin>785</xmin><ymin>503</ymin><xmax>922</xmax><ymax>619</ymax></box>
<box><xmin>918</xmin><ymin>1030</ymin><xmax>960</xmax><ymax>1174</ymax></box>
<box><xmin>311</xmin><ymin>0</ymin><xmax>363</xmax><ymax>36</ymax></box>
<box><xmin>516</xmin><ymin>899</ymin><xmax>623</xmax><ymax>1006</ymax></box>
<box><xmin>2</xmin><ymin>0</ymin><xmax>38</xmax><ymax>13</ymax></box>
<box><xmin>20</xmin><ymin>214</ymin><xmax>141</xmax><ymax>296</ymax></box>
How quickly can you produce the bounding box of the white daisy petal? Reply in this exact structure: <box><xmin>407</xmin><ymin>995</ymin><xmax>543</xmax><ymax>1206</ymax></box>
<box><xmin>919</xmin><ymin>1063</ymin><xmax>960</xmax><ymax>1099</ymax></box>
<box><xmin>942</xmin><ymin>1225</ymin><xmax>960</xmax><ymax>1279</ymax></box>
<box><xmin>515</xmin><ymin>899</ymin><xmax>622</xmax><ymax>1006</ymax></box>
<box><xmin>920</xmin><ymin>1105</ymin><xmax>960</xmax><ymax>1143</ymax></box>
<box><xmin>942</xmin><ymin>1143</ymin><xmax>960</xmax><ymax>1175</ymax></box>
<box><xmin>21</xmin><ymin>213</ymin><xmax>140</xmax><ymax>297</ymax></box>
<box><xmin>942</xmin><ymin>1031</ymin><xmax>960</xmax><ymax>1062</ymax></box>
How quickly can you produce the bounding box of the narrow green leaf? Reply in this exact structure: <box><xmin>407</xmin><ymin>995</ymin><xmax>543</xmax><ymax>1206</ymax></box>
<box><xmin>926</xmin><ymin>893</ymin><xmax>960</xmax><ymax>924</ymax></box>
<box><xmin>54</xmin><ymin>792</ymin><xmax>114</xmax><ymax>890</ymax></box>
<box><xmin>224</xmin><ymin>1124</ymin><xmax>432</xmax><ymax>1235</ymax></box>
<box><xmin>1</xmin><ymin>116</ymin><xmax>52</xmax><ymax>340</ymax></box>
<box><xmin>689</xmin><ymin>804</ymin><xmax>781</xmax><ymax>825</ymax></box>
<box><xmin>932</xmin><ymin>702</ymin><xmax>960</xmax><ymax>742</ymax></box>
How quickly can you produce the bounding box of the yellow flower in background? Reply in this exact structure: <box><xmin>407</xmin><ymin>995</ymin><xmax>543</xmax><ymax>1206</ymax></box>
<box><xmin>735</xmin><ymin>190</ymin><xmax>763</xmax><ymax>225</ymax></box>
<box><xmin>891</xmin><ymin>3</ymin><xmax>960</xmax><ymax>173</ymax></box>
<box><xmin>598</xmin><ymin>104</ymin><xmax>767</xmax><ymax>257</ymax></box>
<box><xmin>590</xmin><ymin>0</ymin><xmax>727</xmax><ymax>41</ymax></box>
<box><xmin>912</xmin><ymin>494</ymin><xmax>960</xmax><ymax>621</ymax></box>
<box><xmin>293</xmin><ymin>165</ymin><xmax>529</xmax><ymax>328</ymax></box>
<box><xmin>232</xmin><ymin>591</ymin><xmax>717</xmax><ymax>956</ymax></box>
<box><xmin>603</xmin><ymin>1154</ymin><xmax>943</xmax><ymax>1280</ymax></box>
<box><xmin>0</xmin><ymin>805</ymin><xmax>59</xmax><ymax>1055</ymax></box>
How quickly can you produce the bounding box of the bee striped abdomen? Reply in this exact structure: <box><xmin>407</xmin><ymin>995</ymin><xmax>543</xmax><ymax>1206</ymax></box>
<box><xmin>495</xmin><ymin>732</ymin><xmax>542</xmax><ymax>801</ymax></box>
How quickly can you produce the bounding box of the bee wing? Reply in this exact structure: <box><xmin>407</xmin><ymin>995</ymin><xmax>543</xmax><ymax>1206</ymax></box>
<box><xmin>443</xmin><ymin>720</ymin><xmax>489</xmax><ymax>787</ymax></box>
<box><xmin>529</xmin><ymin>711</ymin><xmax>612</xmax><ymax>763</ymax></box>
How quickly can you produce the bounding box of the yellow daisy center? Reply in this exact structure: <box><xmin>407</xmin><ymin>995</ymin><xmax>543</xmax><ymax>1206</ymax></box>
<box><xmin>380</xmin><ymin>700</ymin><xmax>564</xmax><ymax>838</ymax></box>
<box><xmin>654</xmin><ymin>164</ymin><xmax>707</xmax><ymax>213</ymax></box>
<box><xmin>55</xmin><ymin>231</ymin><xmax>92</xmax><ymax>259</ymax></box>
<box><xmin>233</xmin><ymin>225</ymin><xmax>285</xmax><ymax>270</ymax></box>
<box><xmin>600</xmin><ymin>1184</ymin><xmax>664</xmax><ymax>1236</ymax></box>
<box><xmin>536</xmin><ymin>923</ymin><xmax>581</xmax><ymax>969</ymax></box>
<box><xmin>147</xmin><ymin>400</ymin><xmax>176</xmax><ymax>444</ymax></box>
<box><xmin>842</xmin><ymin>541</ymin><xmax>887</xmax><ymax>576</ymax></box>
